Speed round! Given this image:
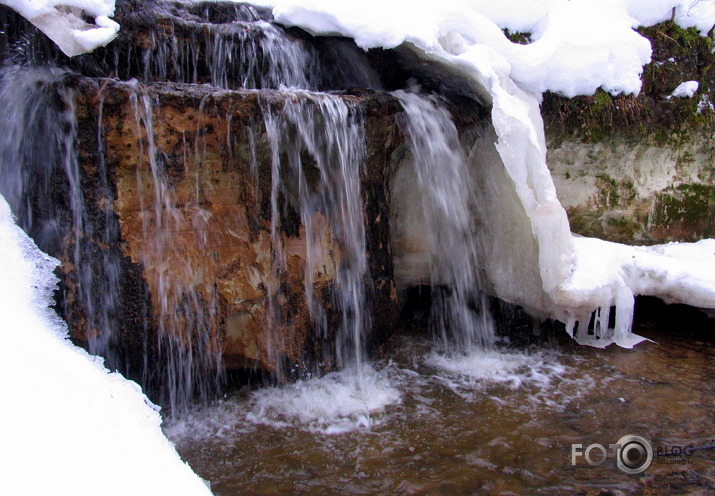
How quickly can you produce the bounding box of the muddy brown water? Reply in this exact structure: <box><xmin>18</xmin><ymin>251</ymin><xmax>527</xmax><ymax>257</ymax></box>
<box><xmin>167</xmin><ymin>313</ymin><xmax>715</xmax><ymax>496</ymax></box>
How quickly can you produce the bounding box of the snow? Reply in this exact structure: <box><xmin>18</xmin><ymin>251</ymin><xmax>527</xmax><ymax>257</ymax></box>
<box><xmin>0</xmin><ymin>0</ymin><xmax>119</xmax><ymax>56</ymax></box>
<box><xmin>271</xmin><ymin>0</ymin><xmax>715</xmax><ymax>97</ymax></box>
<box><xmin>0</xmin><ymin>195</ymin><xmax>211</xmax><ymax>495</ymax></box>
<box><xmin>675</xmin><ymin>0</ymin><xmax>715</xmax><ymax>35</ymax></box>
<box><xmin>671</xmin><ymin>80</ymin><xmax>700</xmax><ymax>97</ymax></box>
<box><xmin>266</xmin><ymin>0</ymin><xmax>715</xmax><ymax>346</ymax></box>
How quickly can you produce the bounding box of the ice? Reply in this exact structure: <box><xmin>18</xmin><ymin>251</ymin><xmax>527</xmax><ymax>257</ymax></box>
<box><xmin>560</xmin><ymin>237</ymin><xmax>715</xmax><ymax>347</ymax></box>
<box><xmin>671</xmin><ymin>80</ymin><xmax>700</xmax><ymax>98</ymax></box>
<box><xmin>267</xmin><ymin>0</ymin><xmax>715</xmax><ymax>346</ymax></box>
<box><xmin>0</xmin><ymin>0</ymin><xmax>119</xmax><ymax>56</ymax></box>
<box><xmin>0</xmin><ymin>195</ymin><xmax>211</xmax><ymax>495</ymax></box>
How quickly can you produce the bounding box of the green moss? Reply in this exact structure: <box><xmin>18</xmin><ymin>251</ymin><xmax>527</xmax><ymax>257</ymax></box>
<box><xmin>503</xmin><ymin>29</ymin><xmax>531</xmax><ymax>45</ymax></box>
<box><xmin>591</xmin><ymin>91</ymin><xmax>612</xmax><ymax>111</ymax></box>
<box><xmin>567</xmin><ymin>208</ymin><xmax>647</xmax><ymax>245</ymax></box>
<box><xmin>653</xmin><ymin>183</ymin><xmax>715</xmax><ymax>239</ymax></box>
<box><xmin>544</xmin><ymin>20</ymin><xmax>715</xmax><ymax>145</ymax></box>
<box><xmin>595</xmin><ymin>175</ymin><xmax>637</xmax><ymax>208</ymax></box>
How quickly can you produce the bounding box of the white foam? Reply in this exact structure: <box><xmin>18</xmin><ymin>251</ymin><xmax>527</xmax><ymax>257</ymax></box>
<box><xmin>426</xmin><ymin>348</ymin><xmax>566</xmax><ymax>387</ymax></box>
<box><xmin>424</xmin><ymin>346</ymin><xmax>594</xmax><ymax>410</ymax></box>
<box><xmin>245</xmin><ymin>365</ymin><xmax>402</xmax><ymax>434</ymax></box>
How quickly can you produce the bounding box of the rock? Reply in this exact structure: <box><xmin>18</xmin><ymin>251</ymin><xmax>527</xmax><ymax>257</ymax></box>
<box><xmin>68</xmin><ymin>78</ymin><xmax>403</xmax><ymax>385</ymax></box>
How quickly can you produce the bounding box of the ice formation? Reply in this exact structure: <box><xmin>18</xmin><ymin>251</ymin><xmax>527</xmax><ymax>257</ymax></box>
<box><xmin>0</xmin><ymin>0</ymin><xmax>119</xmax><ymax>56</ymax></box>
<box><xmin>267</xmin><ymin>0</ymin><xmax>715</xmax><ymax>347</ymax></box>
<box><xmin>0</xmin><ymin>195</ymin><xmax>211</xmax><ymax>495</ymax></box>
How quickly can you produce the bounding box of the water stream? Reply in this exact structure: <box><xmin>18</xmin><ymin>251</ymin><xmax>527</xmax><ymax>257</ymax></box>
<box><xmin>395</xmin><ymin>90</ymin><xmax>495</xmax><ymax>353</ymax></box>
<box><xmin>166</xmin><ymin>319</ymin><xmax>715</xmax><ymax>495</ymax></box>
<box><xmin>262</xmin><ymin>91</ymin><xmax>369</xmax><ymax>379</ymax></box>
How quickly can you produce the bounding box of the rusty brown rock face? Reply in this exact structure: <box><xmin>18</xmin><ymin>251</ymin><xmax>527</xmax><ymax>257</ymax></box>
<box><xmin>0</xmin><ymin>1</ymin><xmax>481</xmax><ymax>411</ymax></box>
<box><xmin>70</xmin><ymin>79</ymin><xmax>404</xmax><ymax>391</ymax></box>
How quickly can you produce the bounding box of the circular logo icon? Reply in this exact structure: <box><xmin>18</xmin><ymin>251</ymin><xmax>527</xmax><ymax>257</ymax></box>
<box><xmin>616</xmin><ymin>434</ymin><xmax>653</xmax><ymax>474</ymax></box>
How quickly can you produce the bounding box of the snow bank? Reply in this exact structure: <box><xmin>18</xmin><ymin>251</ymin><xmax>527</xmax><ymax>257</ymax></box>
<box><xmin>0</xmin><ymin>195</ymin><xmax>211</xmax><ymax>495</ymax></box>
<box><xmin>558</xmin><ymin>237</ymin><xmax>715</xmax><ymax>347</ymax></box>
<box><xmin>268</xmin><ymin>0</ymin><xmax>715</xmax><ymax>346</ymax></box>
<box><xmin>0</xmin><ymin>0</ymin><xmax>119</xmax><ymax>56</ymax></box>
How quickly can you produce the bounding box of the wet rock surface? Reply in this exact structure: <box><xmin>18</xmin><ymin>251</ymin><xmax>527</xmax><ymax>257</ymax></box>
<box><xmin>71</xmin><ymin>78</ymin><xmax>408</xmax><ymax>381</ymax></box>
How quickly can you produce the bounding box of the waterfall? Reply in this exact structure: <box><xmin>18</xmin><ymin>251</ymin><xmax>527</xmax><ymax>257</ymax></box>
<box><xmin>394</xmin><ymin>90</ymin><xmax>495</xmax><ymax>352</ymax></box>
<box><xmin>0</xmin><ymin>1</ymin><xmax>507</xmax><ymax>416</ymax></box>
<box><xmin>0</xmin><ymin>66</ymin><xmax>124</xmax><ymax>369</ymax></box>
<box><xmin>262</xmin><ymin>91</ymin><xmax>370</xmax><ymax>379</ymax></box>
<box><xmin>116</xmin><ymin>3</ymin><xmax>318</xmax><ymax>91</ymax></box>
<box><xmin>128</xmin><ymin>88</ymin><xmax>224</xmax><ymax>413</ymax></box>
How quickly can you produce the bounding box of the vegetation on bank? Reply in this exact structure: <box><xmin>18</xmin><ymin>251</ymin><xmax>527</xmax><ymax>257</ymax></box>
<box><xmin>506</xmin><ymin>21</ymin><xmax>715</xmax><ymax>245</ymax></box>
<box><xmin>540</xmin><ymin>21</ymin><xmax>715</xmax><ymax>146</ymax></box>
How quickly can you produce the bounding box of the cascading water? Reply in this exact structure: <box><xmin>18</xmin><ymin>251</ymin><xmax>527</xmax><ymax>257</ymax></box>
<box><xmin>128</xmin><ymin>88</ymin><xmax>224</xmax><ymax>413</ymax></box>
<box><xmin>261</xmin><ymin>92</ymin><xmax>370</xmax><ymax>380</ymax></box>
<box><xmin>394</xmin><ymin>90</ymin><xmax>495</xmax><ymax>353</ymax></box>
<box><xmin>0</xmin><ymin>0</ymin><xmax>387</xmax><ymax>416</ymax></box>
<box><xmin>0</xmin><ymin>1</ymin><xmax>498</xmax><ymax>418</ymax></box>
<box><xmin>0</xmin><ymin>66</ymin><xmax>124</xmax><ymax>370</ymax></box>
<box><xmin>113</xmin><ymin>2</ymin><xmax>318</xmax><ymax>91</ymax></box>
<box><xmin>5</xmin><ymin>2</ymin><xmax>715</xmax><ymax>493</ymax></box>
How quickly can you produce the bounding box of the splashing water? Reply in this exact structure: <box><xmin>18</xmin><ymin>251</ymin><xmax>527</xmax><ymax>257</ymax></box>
<box><xmin>164</xmin><ymin>336</ymin><xmax>589</xmax><ymax>441</ymax></box>
<box><xmin>246</xmin><ymin>364</ymin><xmax>402</xmax><ymax>434</ymax></box>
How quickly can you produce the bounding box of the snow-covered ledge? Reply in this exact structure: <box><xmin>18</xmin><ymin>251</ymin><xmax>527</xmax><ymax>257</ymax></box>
<box><xmin>0</xmin><ymin>0</ymin><xmax>119</xmax><ymax>56</ymax></box>
<box><xmin>270</xmin><ymin>0</ymin><xmax>715</xmax><ymax>347</ymax></box>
